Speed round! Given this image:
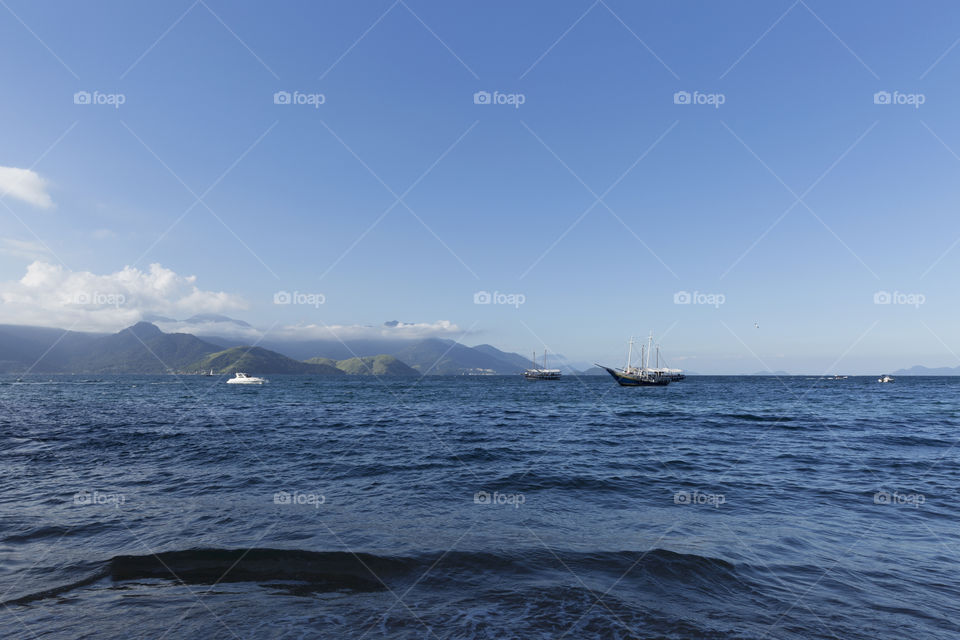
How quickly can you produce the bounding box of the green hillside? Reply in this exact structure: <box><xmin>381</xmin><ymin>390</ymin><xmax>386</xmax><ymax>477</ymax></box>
<box><xmin>303</xmin><ymin>356</ymin><xmax>338</xmax><ymax>368</ymax></box>
<box><xmin>304</xmin><ymin>354</ymin><xmax>418</xmax><ymax>375</ymax></box>
<box><xmin>190</xmin><ymin>347</ymin><xmax>343</xmax><ymax>375</ymax></box>
<box><xmin>70</xmin><ymin>322</ymin><xmax>221</xmax><ymax>374</ymax></box>
<box><xmin>392</xmin><ymin>338</ymin><xmax>528</xmax><ymax>375</ymax></box>
<box><xmin>335</xmin><ymin>355</ymin><xmax>417</xmax><ymax>376</ymax></box>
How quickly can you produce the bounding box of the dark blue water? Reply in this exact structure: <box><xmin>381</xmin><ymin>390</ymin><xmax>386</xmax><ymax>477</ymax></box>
<box><xmin>2</xmin><ymin>375</ymin><xmax>959</xmax><ymax>639</ymax></box>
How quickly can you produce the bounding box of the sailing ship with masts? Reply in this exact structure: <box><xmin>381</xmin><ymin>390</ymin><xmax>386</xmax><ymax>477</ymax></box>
<box><xmin>524</xmin><ymin>350</ymin><xmax>562</xmax><ymax>380</ymax></box>
<box><xmin>597</xmin><ymin>333</ymin><xmax>684</xmax><ymax>386</ymax></box>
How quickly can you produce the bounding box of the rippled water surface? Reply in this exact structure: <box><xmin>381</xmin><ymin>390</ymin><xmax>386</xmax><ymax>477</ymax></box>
<box><xmin>2</xmin><ymin>375</ymin><xmax>959</xmax><ymax>639</ymax></box>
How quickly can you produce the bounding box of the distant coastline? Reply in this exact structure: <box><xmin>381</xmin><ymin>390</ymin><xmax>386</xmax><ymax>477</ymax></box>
<box><xmin>0</xmin><ymin>322</ymin><xmax>953</xmax><ymax>377</ymax></box>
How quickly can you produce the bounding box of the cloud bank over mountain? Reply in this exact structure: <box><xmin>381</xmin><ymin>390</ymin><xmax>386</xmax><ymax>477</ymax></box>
<box><xmin>0</xmin><ymin>261</ymin><xmax>247</xmax><ymax>332</ymax></box>
<box><xmin>270</xmin><ymin>320</ymin><xmax>465</xmax><ymax>342</ymax></box>
<box><xmin>0</xmin><ymin>261</ymin><xmax>465</xmax><ymax>342</ymax></box>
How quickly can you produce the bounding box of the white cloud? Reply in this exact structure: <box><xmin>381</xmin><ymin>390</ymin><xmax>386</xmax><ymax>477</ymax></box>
<box><xmin>272</xmin><ymin>320</ymin><xmax>466</xmax><ymax>342</ymax></box>
<box><xmin>164</xmin><ymin>319</ymin><xmax>467</xmax><ymax>342</ymax></box>
<box><xmin>0</xmin><ymin>238</ymin><xmax>50</xmax><ymax>261</ymax></box>
<box><xmin>0</xmin><ymin>261</ymin><xmax>247</xmax><ymax>331</ymax></box>
<box><xmin>0</xmin><ymin>261</ymin><xmax>464</xmax><ymax>342</ymax></box>
<box><xmin>154</xmin><ymin>317</ymin><xmax>263</xmax><ymax>341</ymax></box>
<box><xmin>163</xmin><ymin>318</ymin><xmax>467</xmax><ymax>342</ymax></box>
<box><xmin>0</xmin><ymin>167</ymin><xmax>53</xmax><ymax>208</ymax></box>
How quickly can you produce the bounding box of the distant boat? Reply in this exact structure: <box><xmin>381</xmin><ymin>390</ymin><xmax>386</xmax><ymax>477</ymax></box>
<box><xmin>202</xmin><ymin>369</ymin><xmax>214</xmax><ymax>376</ymax></box>
<box><xmin>524</xmin><ymin>350</ymin><xmax>562</xmax><ymax>380</ymax></box>
<box><xmin>878</xmin><ymin>375</ymin><xmax>894</xmax><ymax>383</ymax></box>
<box><xmin>226</xmin><ymin>372</ymin><xmax>266</xmax><ymax>385</ymax></box>
<box><xmin>829</xmin><ymin>375</ymin><xmax>848</xmax><ymax>380</ymax></box>
<box><xmin>640</xmin><ymin>333</ymin><xmax>684</xmax><ymax>382</ymax></box>
<box><xmin>597</xmin><ymin>334</ymin><xmax>675</xmax><ymax>387</ymax></box>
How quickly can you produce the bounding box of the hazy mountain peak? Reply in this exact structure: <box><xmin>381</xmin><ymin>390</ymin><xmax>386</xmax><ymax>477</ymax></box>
<box><xmin>123</xmin><ymin>322</ymin><xmax>163</xmax><ymax>338</ymax></box>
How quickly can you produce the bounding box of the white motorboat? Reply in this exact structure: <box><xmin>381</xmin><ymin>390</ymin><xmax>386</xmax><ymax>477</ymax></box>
<box><xmin>878</xmin><ymin>375</ymin><xmax>894</xmax><ymax>383</ymax></box>
<box><xmin>226</xmin><ymin>372</ymin><xmax>267</xmax><ymax>385</ymax></box>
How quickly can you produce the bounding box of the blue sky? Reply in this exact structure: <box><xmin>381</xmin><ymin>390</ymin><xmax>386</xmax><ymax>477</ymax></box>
<box><xmin>1</xmin><ymin>0</ymin><xmax>960</xmax><ymax>373</ymax></box>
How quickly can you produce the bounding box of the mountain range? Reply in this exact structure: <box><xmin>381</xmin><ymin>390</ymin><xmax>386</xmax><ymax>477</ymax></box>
<box><xmin>4</xmin><ymin>321</ymin><xmax>952</xmax><ymax>376</ymax></box>
<box><xmin>191</xmin><ymin>346</ymin><xmax>344</xmax><ymax>375</ymax></box>
<box><xmin>890</xmin><ymin>365</ymin><xmax>960</xmax><ymax>376</ymax></box>
<box><xmin>0</xmin><ymin>322</ymin><xmax>537</xmax><ymax>375</ymax></box>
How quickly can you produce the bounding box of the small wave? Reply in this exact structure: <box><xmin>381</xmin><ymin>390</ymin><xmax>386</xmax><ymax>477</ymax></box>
<box><xmin>3</xmin><ymin>523</ymin><xmax>112</xmax><ymax>544</ymax></box>
<box><xmin>454</xmin><ymin>447</ymin><xmax>525</xmax><ymax>463</ymax></box>
<box><xmin>109</xmin><ymin>548</ymin><xmax>409</xmax><ymax>591</ymax></box>
<box><xmin>3</xmin><ymin>547</ymin><xmax>739</xmax><ymax>607</ymax></box>
<box><xmin>613</xmin><ymin>410</ymin><xmax>678</xmax><ymax>418</ymax></box>
<box><xmin>719</xmin><ymin>413</ymin><xmax>793</xmax><ymax>423</ymax></box>
<box><xmin>864</xmin><ymin>434</ymin><xmax>952</xmax><ymax>448</ymax></box>
<box><xmin>490</xmin><ymin>471</ymin><xmax>640</xmax><ymax>492</ymax></box>
<box><xmin>2</xmin><ymin>567</ymin><xmax>110</xmax><ymax>606</ymax></box>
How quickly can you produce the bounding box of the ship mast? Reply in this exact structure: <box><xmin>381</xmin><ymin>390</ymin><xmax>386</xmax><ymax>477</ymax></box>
<box><xmin>626</xmin><ymin>337</ymin><xmax>634</xmax><ymax>370</ymax></box>
<box><xmin>647</xmin><ymin>332</ymin><xmax>653</xmax><ymax>370</ymax></box>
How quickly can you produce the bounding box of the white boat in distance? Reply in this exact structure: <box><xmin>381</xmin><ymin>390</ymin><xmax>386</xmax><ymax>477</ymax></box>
<box><xmin>878</xmin><ymin>375</ymin><xmax>894</xmax><ymax>383</ymax></box>
<box><xmin>226</xmin><ymin>372</ymin><xmax>267</xmax><ymax>385</ymax></box>
<box><xmin>524</xmin><ymin>350</ymin><xmax>562</xmax><ymax>380</ymax></box>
